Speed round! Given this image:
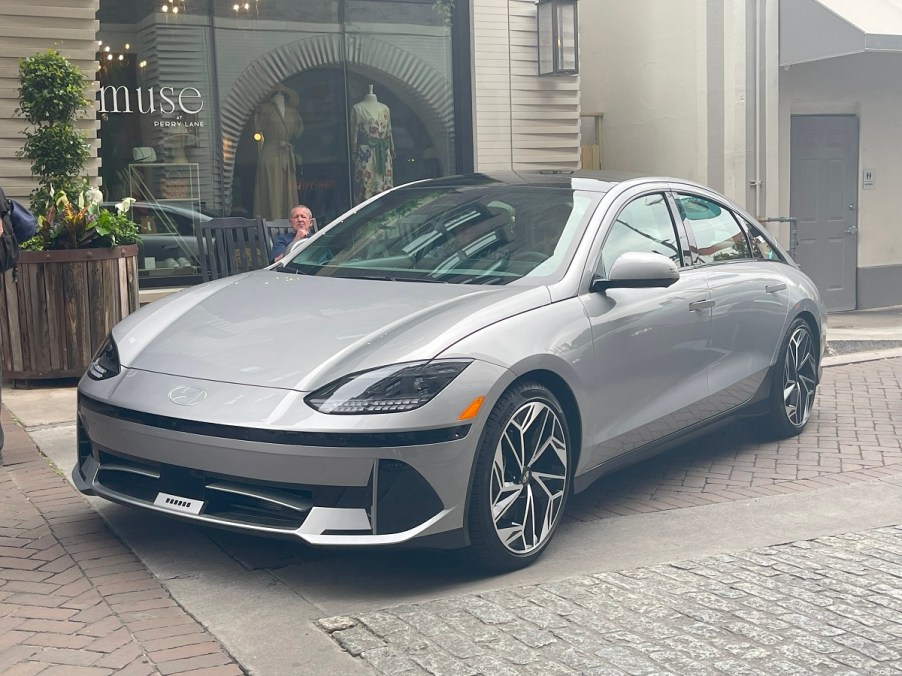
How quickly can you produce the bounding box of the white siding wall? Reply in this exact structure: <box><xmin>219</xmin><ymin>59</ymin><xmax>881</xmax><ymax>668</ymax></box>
<box><xmin>471</xmin><ymin>0</ymin><xmax>580</xmax><ymax>172</ymax></box>
<box><xmin>0</xmin><ymin>0</ymin><xmax>100</xmax><ymax>203</ymax></box>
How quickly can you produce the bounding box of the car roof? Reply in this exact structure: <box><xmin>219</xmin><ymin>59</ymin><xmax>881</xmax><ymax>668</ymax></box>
<box><xmin>400</xmin><ymin>170</ymin><xmax>695</xmax><ymax>194</ymax></box>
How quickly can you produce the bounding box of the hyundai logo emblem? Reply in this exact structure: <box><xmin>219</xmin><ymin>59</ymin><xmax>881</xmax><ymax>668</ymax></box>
<box><xmin>167</xmin><ymin>385</ymin><xmax>208</xmax><ymax>406</ymax></box>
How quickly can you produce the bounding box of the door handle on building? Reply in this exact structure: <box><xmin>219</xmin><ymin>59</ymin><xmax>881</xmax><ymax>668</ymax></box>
<box><xmin>846</xmin><ymin>224</ymin><xmax>858</xmax><ymax>235</ymax></box>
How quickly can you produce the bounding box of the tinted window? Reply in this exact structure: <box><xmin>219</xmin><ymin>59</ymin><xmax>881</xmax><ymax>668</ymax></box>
<box><xmin>676</xmin><ymin>194</ymin><xmax>751</xmax><ymax>264</ymax></box>
<box><xmin>598</xmin><ymin>193</ymin><xmax>680</xmax><ymax>275</ymax></box>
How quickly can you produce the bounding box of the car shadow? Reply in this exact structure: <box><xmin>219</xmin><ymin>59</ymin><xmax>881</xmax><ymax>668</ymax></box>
<box><xmin>102</xmin><ymin>414</ymin><xmax>802</xmax><ymax>607</ymax></box>
<box><xmin>570</xmin><ymin>416</ymin><xmax>788</xmax><ymax>516</ymax></box>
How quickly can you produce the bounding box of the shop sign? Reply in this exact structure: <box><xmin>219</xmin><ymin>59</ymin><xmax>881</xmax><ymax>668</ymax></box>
<box><xmin>99</xmin><ymin>86</ymin><xmax>206</xmax><ymax>127</ymax></box>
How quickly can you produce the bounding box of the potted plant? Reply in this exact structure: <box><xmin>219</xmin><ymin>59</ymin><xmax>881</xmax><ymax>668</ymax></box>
<box><xmin>0</xmin><ymin>50</ymin><xmax>141</xmax><ymax>383</ymax></box>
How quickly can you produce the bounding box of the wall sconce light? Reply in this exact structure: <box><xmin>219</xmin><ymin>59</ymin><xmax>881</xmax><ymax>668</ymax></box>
<box><xmin>162</xmin><ymin>0</ymin><xmax>185</xmax><ymax>14</ymax></box>
<box><xmin>536</xmin><ymin>0</ymin><xmax>579</xmax><ymax>76</ymax></box>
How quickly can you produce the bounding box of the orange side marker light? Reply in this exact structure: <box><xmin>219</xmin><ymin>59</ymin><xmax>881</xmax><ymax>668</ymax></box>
<box><xmin>457</xmin><ymin>396</ymin><xmax>485</xmax><ymax>421</ymax></box>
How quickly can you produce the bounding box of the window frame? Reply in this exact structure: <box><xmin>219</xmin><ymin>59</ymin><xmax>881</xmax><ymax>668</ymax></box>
<box><xmin>594</xmin><ymin>190</ymin><xmax>688</xmax><ymax>279</ymax></box>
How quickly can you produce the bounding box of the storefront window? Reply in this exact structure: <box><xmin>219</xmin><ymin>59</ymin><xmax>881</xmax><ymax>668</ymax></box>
<box><xmin>97</xmin><ymin>0</ymin><xmax>460</xmax><ymax>287</ymax></box>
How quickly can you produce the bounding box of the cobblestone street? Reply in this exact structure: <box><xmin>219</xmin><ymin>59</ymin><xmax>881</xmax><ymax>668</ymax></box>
<box><xmin>321</xmin><ymin>526</ymin><xmax>902</xmax><ymax>675</ymax></box>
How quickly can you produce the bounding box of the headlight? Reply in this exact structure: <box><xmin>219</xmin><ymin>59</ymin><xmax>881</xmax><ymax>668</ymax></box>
<box><xmin>87</xmin><ymin>336</ymin><xmax>121</xmax><ymax>381</ymax></box>
<box><xmin>305</xmin><ymin>360</ymin><xmax>471</xmax><ymax>414</ymax></box>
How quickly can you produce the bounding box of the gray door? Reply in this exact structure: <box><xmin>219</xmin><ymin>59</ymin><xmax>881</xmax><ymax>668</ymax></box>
<box><xmin>790</xmin><ymin>115</ymin><xmax>859</xmax><ymax>311</ymax></box>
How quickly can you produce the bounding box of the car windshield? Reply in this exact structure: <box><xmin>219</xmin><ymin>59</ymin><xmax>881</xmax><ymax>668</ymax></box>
<box><xmin>279</xmin><ymin>185</ymin><xmax>598</xmax><ymax>285</ymax></box>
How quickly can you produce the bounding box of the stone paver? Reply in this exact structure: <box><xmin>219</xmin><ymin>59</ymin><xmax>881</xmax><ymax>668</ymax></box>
<box><xmin>322</xmin><ymin>525</ymin><xmax>902</xmax><ymax>675</ymax></box>
<box><xmin>0</xmin><ymin>407</ymin><xmax>244</xmax><ymax>676</ymax></box>
<box><xmin>570</xmin><ymin>357</ymin><xmax>902</xmax><ymax>521</ymax></box>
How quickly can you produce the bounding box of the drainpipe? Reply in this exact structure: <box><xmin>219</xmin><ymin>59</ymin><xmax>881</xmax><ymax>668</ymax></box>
<box><xmin>751</xmin><ymin>0</ymin><xmax>764</xmax><ymax>217</ymax></box>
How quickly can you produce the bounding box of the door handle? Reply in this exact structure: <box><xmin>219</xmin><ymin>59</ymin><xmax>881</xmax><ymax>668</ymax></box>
<box><xmin>689</xmin><ymin>299</ymin><xmax>715</xmax><ymax>311</ymax></box>
<box><xmin>846</xmin><ymin>224</ymin><xmax>858</xmax><ymax>235</ymax></box>
<box><xmin>765</xmin><ymin>283</ymin><xmax>786</xmax><ymax>294</ymax></box>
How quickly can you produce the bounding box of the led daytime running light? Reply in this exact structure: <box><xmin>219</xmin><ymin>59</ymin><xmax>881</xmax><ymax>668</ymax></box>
<box><xmin>306</xmin><ymin>360</ymin><xmax>471</xmax><ymax>415</ymax></box>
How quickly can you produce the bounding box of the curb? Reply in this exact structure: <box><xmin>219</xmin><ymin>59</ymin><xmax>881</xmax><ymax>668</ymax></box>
<box><xmin>823</xmin><ymin>345</ymin><xmax>902</xmax><ymax>368</ymax></box>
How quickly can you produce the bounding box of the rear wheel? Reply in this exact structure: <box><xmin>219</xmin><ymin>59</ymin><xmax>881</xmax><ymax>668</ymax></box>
<box><xmin>764</xmin><ymin>318</ymin><xmax>818</xmax><ymax>437</ymax></box>
<box><xmin>467</xmin><ymin>382</ymin><xmax>571</xmax><ymax>572</ymax></box>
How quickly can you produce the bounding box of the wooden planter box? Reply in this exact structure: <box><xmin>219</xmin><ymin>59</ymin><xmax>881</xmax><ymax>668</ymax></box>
<box><xmin>0</xmin><ymin>245</ymin><xmax>139</xmax><ymax>383</ymax></box>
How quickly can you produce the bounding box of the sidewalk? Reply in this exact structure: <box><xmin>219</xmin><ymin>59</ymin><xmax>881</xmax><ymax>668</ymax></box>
<box><xmin>0</xmin><ymin>406</ymin><xmax>244</xmax><ymax>676</ymax></box>
<box><xmin>825</xmin><ymin>305</ymin><xmax>902</xmax><ymax>355</ymax></box>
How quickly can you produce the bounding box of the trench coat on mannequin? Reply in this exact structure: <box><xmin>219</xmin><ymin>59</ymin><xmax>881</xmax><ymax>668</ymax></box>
<box><xmin>253</xmin><ymin>93</ymin><xmax>304</xmax><ymax>220</ymax></box>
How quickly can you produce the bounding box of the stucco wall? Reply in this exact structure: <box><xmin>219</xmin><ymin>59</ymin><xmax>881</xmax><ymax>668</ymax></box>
<box><xmin>780</xmin><ymin>52</ymin><xmax>902</xmax><ymax>270</ymax></box>
<box><xmin>579</xmin><ymin>0</ymin><xmax>705</xmax><ymax>182</ymax></box>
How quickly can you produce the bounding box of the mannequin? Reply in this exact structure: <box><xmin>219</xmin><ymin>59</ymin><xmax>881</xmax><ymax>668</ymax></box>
<box><xmin>350</xmin><ymin>84</ymin><xmax>395</xmax><ymax>204</ymax></box>
<box><xmin>253</xmin><ymin>86</ymin><xmax>304</xmax><ymax>220</ymax></box>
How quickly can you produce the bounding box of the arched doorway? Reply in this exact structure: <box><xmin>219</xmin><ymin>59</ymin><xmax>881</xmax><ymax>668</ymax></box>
<box><xmin>220</xmin><ymin>34</ymin><xmax>455</xmax><ymax>223</ymax></box>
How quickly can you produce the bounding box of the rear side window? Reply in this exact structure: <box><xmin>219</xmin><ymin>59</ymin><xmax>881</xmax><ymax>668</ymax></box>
<box><xmin>676</xmin><ymin>194</ymin><xmax>752</xmax><ymax>264</ymax></box>
<box><xmin>741</xmin><ymin>216</ymin><xmax>785</xmax><ymax>261</ymax></box>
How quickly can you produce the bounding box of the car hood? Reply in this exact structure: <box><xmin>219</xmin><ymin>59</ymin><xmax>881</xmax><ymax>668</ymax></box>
<box><xmin>114</xmin><ymin>270</ymin><xmax>549</xmax><ymax>391</ymax></box>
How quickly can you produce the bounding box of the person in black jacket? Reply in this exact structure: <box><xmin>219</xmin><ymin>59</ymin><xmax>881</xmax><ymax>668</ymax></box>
<box><xmin>0</xmin><ymin>186</ymin><xmax>37</xmax><ymax>456</ymax></box>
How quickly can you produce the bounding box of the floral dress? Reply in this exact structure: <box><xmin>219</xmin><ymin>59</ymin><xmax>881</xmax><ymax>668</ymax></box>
<box><xmin>350</xmin><ymin>102</ymin><xmax>395</xmax><ymax>205</ymax></box>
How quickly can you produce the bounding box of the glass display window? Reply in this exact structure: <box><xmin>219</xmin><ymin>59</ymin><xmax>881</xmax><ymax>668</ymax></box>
<box><xmin>98</xmin><ymin>0</ymin><xmax>461</xmax><ymax>287</ymax></box>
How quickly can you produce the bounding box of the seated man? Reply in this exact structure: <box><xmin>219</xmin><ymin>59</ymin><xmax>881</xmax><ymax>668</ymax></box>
<box><xmin>271</xmin><ymin>204</ymin><xmax>315</xmax><ymax>262</ymax></box>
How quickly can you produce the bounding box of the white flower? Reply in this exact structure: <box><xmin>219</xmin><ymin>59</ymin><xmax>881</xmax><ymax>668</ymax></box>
<box><xmin>115</xmin><ymin>197</ymin><xmax>136</xmax><ymax>214</ymax></box>
<box><xmin>85</xmin><ymin>187</ymin><xmax>104</xmax><ymax>206</ymax></box>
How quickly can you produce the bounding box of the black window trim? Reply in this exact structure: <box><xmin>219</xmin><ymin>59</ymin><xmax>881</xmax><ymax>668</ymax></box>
<box><xmin>595</xmin><ymin>189</ymin><xmax>687</xmax><ymax>279</ymax></box>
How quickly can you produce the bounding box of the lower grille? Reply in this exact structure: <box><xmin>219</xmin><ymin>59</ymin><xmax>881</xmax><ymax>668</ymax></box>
<box><xmin>93</xmin><ymin>449</ymin><xmax>315</xmax><ymax>531</ymax></box>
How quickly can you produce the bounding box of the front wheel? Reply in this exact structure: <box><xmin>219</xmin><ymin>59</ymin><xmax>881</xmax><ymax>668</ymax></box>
<box><xmin>467</xmin><ymin>382</ymin><xmax>571</xmax><ymax>572</ymax></box>
<box><xmin>763</xmin><ymin>318</ymin><xmax>818</xmax><ymax>438</ymax></box>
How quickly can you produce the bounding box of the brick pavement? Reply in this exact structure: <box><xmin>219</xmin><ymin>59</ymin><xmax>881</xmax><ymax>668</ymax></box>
<box><xmin>569</xmin><ymin>357</ymin><xmax>902</xmax><ymax>521</ymax></box>
<box><xmin>321</xmin><ymin>525</ymin><xmax>902</xmax><ymax>675</ymax></box>
<box><xmin>0</xmin><ymin>407</ymin><xmax>245</xmax><ymax>676</ymax></box>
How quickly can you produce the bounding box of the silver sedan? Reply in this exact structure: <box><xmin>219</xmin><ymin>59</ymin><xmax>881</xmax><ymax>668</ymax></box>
<box><xmin>74</xmin><ymin>172</ymin><xmax>825</xmax><ymax>571</ymax></box>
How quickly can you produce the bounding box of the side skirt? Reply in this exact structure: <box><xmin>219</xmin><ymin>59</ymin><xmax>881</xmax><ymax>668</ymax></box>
<box><xmin>573</xmin><ymin>366</ymin><xmax>776</xmax><ymax>494</ymax></box>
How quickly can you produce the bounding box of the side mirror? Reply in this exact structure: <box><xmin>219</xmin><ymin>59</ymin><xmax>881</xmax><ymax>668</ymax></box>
<box><xmin>591</xmin><ymin>251</ymin><xmax>680</xmax><ymax>292</ymax></box>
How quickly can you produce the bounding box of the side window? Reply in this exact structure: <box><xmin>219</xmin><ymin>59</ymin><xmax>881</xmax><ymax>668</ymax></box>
<box><xmin>598</xmin><ymin>193</ymin><xmax>681</xmax><ymax>275</ymax></box>
<box><xmin>741</xmin><ymin>216</ymin><xmax>784</xmax><ymax>261</ymax></box>
<box><xmin>676</xmin><ymin>194</ymin><xmax>752</xmax><ymax>264</ymax></box>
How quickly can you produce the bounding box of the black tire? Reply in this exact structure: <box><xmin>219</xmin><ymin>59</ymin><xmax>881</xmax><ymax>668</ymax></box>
<box><xmin>763</xmin><ymin>317</ymin><xmax>818</xmax><ymax>438</ymax></box>
<box><xmin>467</xmin><ymin>381</ymin><xmax>571</xmax><ymax>573</ymax></box>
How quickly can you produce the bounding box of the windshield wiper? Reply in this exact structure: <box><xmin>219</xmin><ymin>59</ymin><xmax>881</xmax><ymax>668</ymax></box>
<box><xmin>275</xmin><ymin>261</ymin><xmax>313</xmax><ymax>275</ymax></box>
<box><xmin>348</xmin><ymin>273</ymin><xmax>450</xmax><ymax>283</ymax></box>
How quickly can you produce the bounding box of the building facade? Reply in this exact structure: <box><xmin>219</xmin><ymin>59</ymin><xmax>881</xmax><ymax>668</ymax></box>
<box><xmin>0</xmin><ymin>0</ymin><xmax>580</xmax><ymax>289</ymax></box>
<box><xmin>581</xmin><ymin>0</ymin><xmax>902</xmax><ymax>311</ymax></box>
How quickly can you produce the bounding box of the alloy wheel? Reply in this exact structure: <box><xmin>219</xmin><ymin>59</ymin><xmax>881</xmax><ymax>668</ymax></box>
<box><xmin>490</xmin><ymin>400</ymin><xmax>568</xmax><ymax>554</ymax></box>
<box><xmin>783</xmin><ymin>325</ymin><xmax>817</xmax><ymax>427</ymax></box>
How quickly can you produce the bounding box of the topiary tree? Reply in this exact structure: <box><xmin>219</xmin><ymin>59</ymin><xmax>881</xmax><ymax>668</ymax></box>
<box><xmin>17</xmin><ymin>50</ymin><xmax>91</xmax><ymax>215</ymax></box>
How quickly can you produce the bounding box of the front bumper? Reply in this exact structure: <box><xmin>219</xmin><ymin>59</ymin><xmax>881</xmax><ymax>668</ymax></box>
<box><xmin>74</xmin><ymin>362</ymin><xmax>507</xmax><ymax>547</ymax></box>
